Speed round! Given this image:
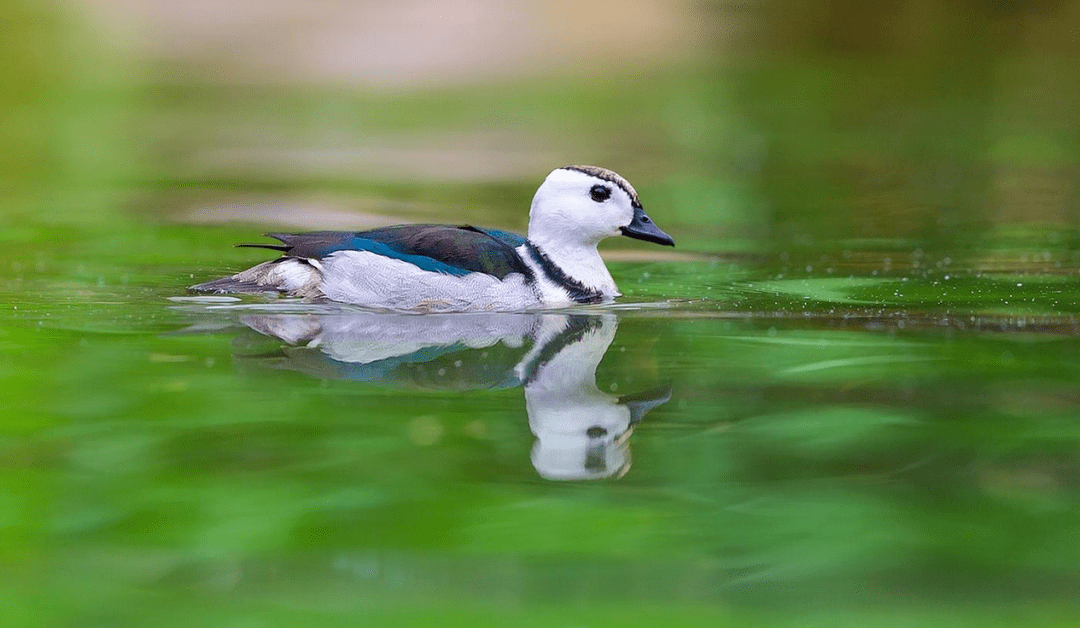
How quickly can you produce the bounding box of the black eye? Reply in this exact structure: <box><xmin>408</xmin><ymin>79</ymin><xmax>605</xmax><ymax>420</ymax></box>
<box><xmin>590</xmin><ymin>185</ymin><xmax>611</xmax><ymax>203</ymax></box>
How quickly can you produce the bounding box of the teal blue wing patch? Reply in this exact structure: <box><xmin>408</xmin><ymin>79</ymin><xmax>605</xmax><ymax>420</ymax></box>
<box><xmin>251</xmin><ymin>225</ymin><xmax>532</xmax><ymax>280</ymax></box>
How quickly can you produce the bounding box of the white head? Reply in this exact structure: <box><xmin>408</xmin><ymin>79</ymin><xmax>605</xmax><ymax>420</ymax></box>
<box><xmin>527</xmin><ymin>166</ymin><xmax>674</xmax><ymax>251</ymax></box>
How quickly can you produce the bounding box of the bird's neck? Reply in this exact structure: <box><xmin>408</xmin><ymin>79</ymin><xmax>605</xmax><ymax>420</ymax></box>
<box><xmin>525</xmin><ymin>235</ymin><xmax>618</xmax><ymax>303</ymax></box>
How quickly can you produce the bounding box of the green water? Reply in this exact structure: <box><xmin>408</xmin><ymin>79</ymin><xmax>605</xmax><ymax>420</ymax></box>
<box><xmin>7</xmin><ymin>252</ymin><xmax>1080</xmax><ymax>626</ymax></box>
<box><xmin>6</xmin><ymin>1</ymin><xmax>1080</xmax><ymax>625</ymax></box>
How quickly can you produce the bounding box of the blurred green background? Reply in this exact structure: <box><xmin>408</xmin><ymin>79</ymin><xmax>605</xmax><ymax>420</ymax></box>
<box><xmin>4</xmin><ymin>0</ymin><xmax>1080</xmax><ymax>626</ymax></box>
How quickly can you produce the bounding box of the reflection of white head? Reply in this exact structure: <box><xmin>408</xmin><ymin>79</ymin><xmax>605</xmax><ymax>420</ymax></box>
<box><xmin>520</xmin><ymin>315</ymin><xmax>635</xmax><ymax>481</ymax></box>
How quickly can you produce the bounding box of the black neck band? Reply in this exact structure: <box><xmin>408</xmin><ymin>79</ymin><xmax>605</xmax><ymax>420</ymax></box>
<box><xmin>526</xmin><ymin>244</ymin><xmax>605</xmax><ymax>304</ymax></box>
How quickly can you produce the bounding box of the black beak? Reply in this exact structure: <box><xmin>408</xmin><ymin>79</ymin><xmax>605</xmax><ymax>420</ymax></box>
<box><xmin>620</xmin><ymin>206</ymin><xmax>675</xmax><ymax>246</ymax></box>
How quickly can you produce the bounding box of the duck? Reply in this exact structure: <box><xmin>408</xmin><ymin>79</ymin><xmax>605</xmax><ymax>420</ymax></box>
<box><xmin>190</xmin><ymin>165</ymin><xmax>674</xmax><ymax>311</ymax></box>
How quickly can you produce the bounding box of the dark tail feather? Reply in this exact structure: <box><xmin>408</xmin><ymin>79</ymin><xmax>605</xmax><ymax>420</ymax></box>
<box><xmin>237</xmin><ymin>243</ymin><xmax>290</xmax><ymax>252</ymax></box>
<box><xmin>236</xmin><ymin>233</ymin><xmax>292</xmax><ymax>253</ymax></box>
<box><xmin>190</xmin><ymin>276</ymin><xmax>272</xmax><ymax>294</ymax></box>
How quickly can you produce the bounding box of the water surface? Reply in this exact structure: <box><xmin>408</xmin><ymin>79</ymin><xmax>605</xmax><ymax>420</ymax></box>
<box><xmin>7</xmin><ymin>257</ymin><xmax>1080</xmax><ymax>625</ymax></box>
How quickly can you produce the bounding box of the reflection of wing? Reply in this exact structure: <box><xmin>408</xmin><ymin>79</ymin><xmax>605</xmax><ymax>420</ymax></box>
<box><xmin>274</xmin><ymin>342</ymin><xmax>525</xmax><ymax>390</ymax></box>
<box><xmin>237</xmin><ymin>312</ymin><xmax>544</xmax><ymax>390</ymax></box>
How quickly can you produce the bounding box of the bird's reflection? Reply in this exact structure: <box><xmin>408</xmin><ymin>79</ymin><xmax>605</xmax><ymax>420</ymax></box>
<box><xmin>230</xmin><ymin>311</ymin><xmax>669</xmax><ymax>480</ymax></box>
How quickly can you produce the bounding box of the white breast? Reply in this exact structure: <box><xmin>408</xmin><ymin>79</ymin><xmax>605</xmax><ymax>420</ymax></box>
<box><xmin>318</xmin><ymin>250</ymin><xmax>542</xmax><ymax>312</ymax></box>
<box><xmin>516</xmin><ymin>243</ymin><xmax>620</xmax><ymax>303</ymax></box>
<box><xmin>517</xmin><ymin>246</ymin><xmax>575</xmax><ymax>306</ymax></box>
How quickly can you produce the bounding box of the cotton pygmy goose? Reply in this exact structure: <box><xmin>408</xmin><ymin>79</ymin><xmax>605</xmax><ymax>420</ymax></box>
<box><xmin>191</xmin><ymin>166</ymin><xmax>674</xmax><ymax>311</ymax></box>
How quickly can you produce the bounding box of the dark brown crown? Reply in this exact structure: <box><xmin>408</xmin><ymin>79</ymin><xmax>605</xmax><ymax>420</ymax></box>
<box><xmin>561</xmin><ymin>165</ymin><xmax>641</xmax><ymax>208</ymax></box>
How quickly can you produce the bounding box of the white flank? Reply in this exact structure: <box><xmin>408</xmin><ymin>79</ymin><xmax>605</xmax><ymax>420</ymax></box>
<box><xmin>266</xmin><ymin>260</ymin><xmax>322</xmax><ymax>293</ymax></box>
<box><xmin>319</xmin><ymin>250</ymin><xmax>540</xmax><ymax>312</ymax></box>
